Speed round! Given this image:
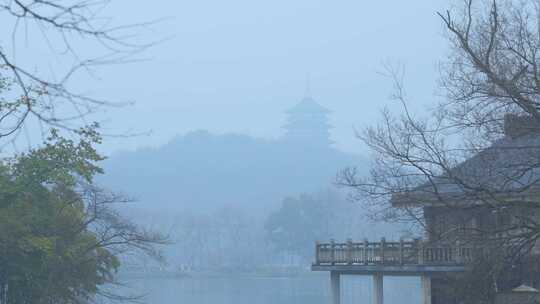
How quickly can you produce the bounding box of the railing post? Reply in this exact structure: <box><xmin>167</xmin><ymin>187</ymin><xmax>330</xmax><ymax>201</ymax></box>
<box><xmin>455</xmin><ymin>240</ymin><xmax>463</xmax><ymax>264</ymax></box>
<box><xmin>330</xmin><ymin>239</ymin><xmax>336</xmax><ymax>265</ymax></box>
<box><xmin>380</xmin><ymin>237</ymin><xmax>386</xmax><ymax>264</ymax></box>
<box><xmin>315</xmin><ymin>241</ymin><xmax>320</xmax><ymax>265</ymax></box>
<box><xmin>399</xmin><ymin>238</ymin><xmax>404</xmax><ymax>265</ymax></box>
<box><xmin>415</xmin><ymin>238</ymin><xmax>424</xmax><ymax>265</ymax></box>
<box><xmin>420</xmin><ymin>240</ymin><xmax>425</xmax><ymax>264</ymax></box>
<box><xmin>346</xmin><ymin>238</ymin><xmax>353</xmax><ymax>265</ymax></box>
<box><xmin>364</xmin><ymin>238</ymin><xmax>369</xmax><ymax>265</ymax></box>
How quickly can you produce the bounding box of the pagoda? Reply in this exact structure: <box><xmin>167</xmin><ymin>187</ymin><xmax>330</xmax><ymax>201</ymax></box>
<box><xmin>283</xmin><ymin>93</ymin><xmax>333</xmax><ymax>148</ymax></box>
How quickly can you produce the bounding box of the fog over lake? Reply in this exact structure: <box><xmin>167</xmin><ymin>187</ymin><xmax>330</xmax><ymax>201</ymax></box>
<box><xmin>114</xmin><ymin>275</ymin><xmax>421</xmax><ymax>304</ymax></box>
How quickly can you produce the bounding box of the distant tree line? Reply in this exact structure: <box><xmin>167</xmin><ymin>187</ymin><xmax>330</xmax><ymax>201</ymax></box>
<box><xmin>141</xmin><ymin>189</ymin><xmax>397</xmax><ymax>273</ymax></box>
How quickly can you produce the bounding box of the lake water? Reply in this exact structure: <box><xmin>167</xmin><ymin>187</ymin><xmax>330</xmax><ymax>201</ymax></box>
<box><xmin>116</xmin><ymin>274</ymin><xmax>421</xmax><ymax>304</ymax></box>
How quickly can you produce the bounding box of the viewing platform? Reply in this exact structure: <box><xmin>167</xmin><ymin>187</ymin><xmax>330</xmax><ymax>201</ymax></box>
<box><xmin>312</xmin><ymin>238</ymin><xmax>476</xmax><ymax>304</ymax></box>
<box><xmin>312</xmin><ymin>238</ymin><xmax>472</xmax><ymax>274</ymax></box>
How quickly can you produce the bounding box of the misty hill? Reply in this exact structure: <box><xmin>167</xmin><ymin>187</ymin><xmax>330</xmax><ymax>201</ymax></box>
<box><xmin>100</xmin><ymin>130</ymin><xmax>368</xmax><ymax>214</ymax></box>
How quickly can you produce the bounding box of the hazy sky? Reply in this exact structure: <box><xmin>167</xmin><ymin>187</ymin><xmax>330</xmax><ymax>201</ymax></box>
<box><xmin>9</xmin><ymin>1</ymin><xmax>451</xmax><ymax>155</ymax></box>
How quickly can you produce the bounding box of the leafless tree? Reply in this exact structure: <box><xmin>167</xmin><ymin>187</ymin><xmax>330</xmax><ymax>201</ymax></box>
<box><xmin>439</xmin><ymin>0</ymin><xmax>540</xmax><ymax>130</ymax></box>
<box><xmin>339</xmin><ymin>0</ymin><xmax>540</xmax><ymax>297</ymax></box>
<box><xmin>76</xmin><ymin>182</ymin><xmax>168</xmax><ymax>303</ymax></box>
<box><xmin>0</xmin><ymin>0</ymin><xmax>157</xmax><ymax>148</ymax></box>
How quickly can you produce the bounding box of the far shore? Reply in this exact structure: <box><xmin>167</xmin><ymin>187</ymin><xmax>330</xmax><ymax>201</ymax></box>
<box><xmin>118</xmin><ymin>267</ymin><xmax>322</xmax><ymax>280</ymax></box>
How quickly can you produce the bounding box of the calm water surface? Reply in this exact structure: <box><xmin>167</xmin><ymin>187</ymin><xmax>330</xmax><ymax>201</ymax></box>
<box><xmin>119</xmin><ymin>274</ymin><xmax>421</xmax><ymax>304</ymax></box>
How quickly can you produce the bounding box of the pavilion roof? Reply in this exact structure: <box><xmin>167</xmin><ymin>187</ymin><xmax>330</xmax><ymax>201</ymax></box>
<box><xmin>391</xmin><ymin>115</ymin><xmax>540</xmax><ymax>207</ymax></box>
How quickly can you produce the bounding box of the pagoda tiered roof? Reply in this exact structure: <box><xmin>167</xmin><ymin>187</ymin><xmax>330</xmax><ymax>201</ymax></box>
<box><xmin>285</xmin><ymin>96</ymin><xmax>331</xmax><ymax>114</ymax></box>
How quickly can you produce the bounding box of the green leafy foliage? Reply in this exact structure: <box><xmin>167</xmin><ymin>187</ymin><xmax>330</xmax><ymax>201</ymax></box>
<box><xmin>0</xmin><ymin>130</ymin><xmax>118</xmax><ymax>303</ymax></box>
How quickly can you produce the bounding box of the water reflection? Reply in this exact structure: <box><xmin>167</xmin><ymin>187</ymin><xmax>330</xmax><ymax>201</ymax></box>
<box><xmin>116</xmin><ymin>274</ymin><xmax>421</xmax><ymax>304</ymax></box>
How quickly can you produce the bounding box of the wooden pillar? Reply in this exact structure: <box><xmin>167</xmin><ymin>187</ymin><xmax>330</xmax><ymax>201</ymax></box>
<box><xmin>373</xmin><ymin>273</ymin><xmax>383</xmax><ymax>304</ymax></box>
<box><xmin>421</xmin><ymin>275</ymin><xmax>432</xmax><ymax>304</ymax></box>
<box><xmin>330</xmin><ymin>271</ymin><xmax>340</xmax><ymax>304</ymax></box>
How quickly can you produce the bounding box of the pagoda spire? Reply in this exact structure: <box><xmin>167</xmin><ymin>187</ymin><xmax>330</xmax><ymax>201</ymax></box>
<box><xmin>304</xmin><ymin>73</ymin><xmax>312</xmax><ymax>99</ymax></box>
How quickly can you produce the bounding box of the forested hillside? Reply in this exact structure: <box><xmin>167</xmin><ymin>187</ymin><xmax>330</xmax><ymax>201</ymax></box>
<box><xmin>100</xmin><ymin>130</ymin><xmax>367</xmax><ymax>214</ymax></box>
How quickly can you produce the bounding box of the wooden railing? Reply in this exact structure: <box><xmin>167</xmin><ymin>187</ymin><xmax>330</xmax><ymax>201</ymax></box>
<box><xmin>314</xmin><ymin>238</ymin><xmax>478</xmax><ymax>266</ymax></box>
